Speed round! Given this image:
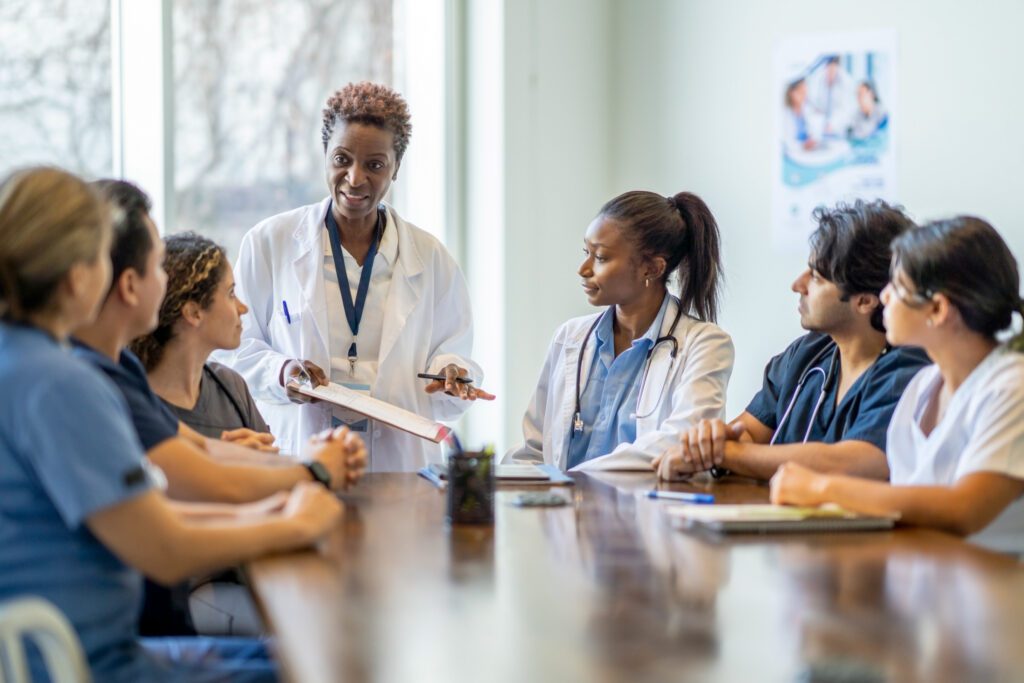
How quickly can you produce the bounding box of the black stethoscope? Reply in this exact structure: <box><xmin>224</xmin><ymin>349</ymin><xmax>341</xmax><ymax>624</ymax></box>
<box><xmin>572</xmin><ymin>301</ymin><xmax>685</xmax><ymax>433</ymax></box>
<box><xmin>771</xmin><ymin>341</ymin><xmax>890</xmax><ymax>444</ymax></box>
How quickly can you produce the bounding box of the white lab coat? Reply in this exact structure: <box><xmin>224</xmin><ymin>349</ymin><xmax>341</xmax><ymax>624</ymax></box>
<box><xmin>220</xmin><ymin>197</ymin><xmax>481</xmax><ymax>471</ymax></box>
<box><xmin>505</xmin><ymin>297</ymin><xmax>734</xmax><ymax>471</ymax></box>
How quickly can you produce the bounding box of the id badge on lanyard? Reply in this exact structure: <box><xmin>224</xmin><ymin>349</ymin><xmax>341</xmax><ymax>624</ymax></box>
<box><xmin>331</xmin><ymin>382</ymin><xmax>374</xmax><ymax>461</ymax></box>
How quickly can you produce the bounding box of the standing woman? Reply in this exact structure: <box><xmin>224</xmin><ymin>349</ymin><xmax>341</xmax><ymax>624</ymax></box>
<box><xmin>224</xmin><ymin>82</ymin><xmax>492</xmax><ymax>469</ymax></box>
<box><xmin>132</xmin><ymin>232</ymin><xmax>275</xmax><ymax>450</ymax></box>
<box><xmin>771</xmin><ymin>217</ymin><xmax>1024</xmax><ymax>553</ymax></box>
<box><xmin>506</xmin><ymin>191</ymin><xmax>734</xmax><ymax>471</ymax></box>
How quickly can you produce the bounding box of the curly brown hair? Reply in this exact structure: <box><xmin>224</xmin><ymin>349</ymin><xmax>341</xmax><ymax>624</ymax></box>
<box><xmin>321</xmin><ymin>81</ymin><xmax>412</xmax><ymax>161</ymax></box>
<box><xmin>131</xmin><ymin>232</ymin><xmax>227</xmax><ymax>370</ymax></box>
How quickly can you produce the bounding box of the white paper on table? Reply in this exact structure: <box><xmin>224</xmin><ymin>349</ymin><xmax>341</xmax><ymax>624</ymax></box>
<box><xmin>288</xmin><ymin>380</ymin><xmax>451</xmax><ymax>443</ymax></box>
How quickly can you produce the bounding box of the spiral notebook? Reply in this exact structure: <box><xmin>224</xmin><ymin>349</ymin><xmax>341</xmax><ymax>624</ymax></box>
<box><xmin>665</xmin><ymin>504</ymin><xmax>897</xmax><ymax>534</ymax></box>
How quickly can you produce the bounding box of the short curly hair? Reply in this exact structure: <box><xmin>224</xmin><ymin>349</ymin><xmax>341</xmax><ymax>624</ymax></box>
<box><xmin>321</xmin><ymin>82</ymin><xmax>412</xmax><ymax>161</ymax></box>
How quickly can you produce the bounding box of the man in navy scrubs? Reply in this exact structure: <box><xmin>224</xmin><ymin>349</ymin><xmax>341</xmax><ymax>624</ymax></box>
<box><xmin>655</xmin><ymin>199</ymin><xmax>931</xmax><ymax>482</ymax></box>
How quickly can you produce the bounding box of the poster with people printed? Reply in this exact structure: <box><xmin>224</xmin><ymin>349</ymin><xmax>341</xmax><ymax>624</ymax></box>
<box><xmin>773</xmin><ymin>30</ymin><xmax>898</xmax><ymax>251</ymax></box>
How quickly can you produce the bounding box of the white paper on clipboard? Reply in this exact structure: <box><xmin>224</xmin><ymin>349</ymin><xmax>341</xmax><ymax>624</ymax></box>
<box><xmin>288</xmin><ymin>380</ymin><xmax>451</xmax><ymax>443</ymax></box>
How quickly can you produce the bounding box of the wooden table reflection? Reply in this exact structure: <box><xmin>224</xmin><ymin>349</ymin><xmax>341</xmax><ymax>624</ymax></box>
<box><xmin>247</xmin><ymin>472</ymin><xmax>1024</xmax><ymax>683</ymax></box>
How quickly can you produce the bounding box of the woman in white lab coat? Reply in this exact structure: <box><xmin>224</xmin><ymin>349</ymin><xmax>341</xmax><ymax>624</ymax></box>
<box><xmin>223</xmin><ymin>82</ymin><xmax>492</xmax><ymax>470</ymax></box>
<box><xmin>506</xmin><ymin>190</ymin><xmax>734</xmax><ymax>471</ymax></box>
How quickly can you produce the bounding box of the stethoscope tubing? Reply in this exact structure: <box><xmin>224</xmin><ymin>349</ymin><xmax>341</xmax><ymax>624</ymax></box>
<box><xmin>573</xmin><ymin>301</ymin><xmax>685</xmax><ymax>432</ymax></box>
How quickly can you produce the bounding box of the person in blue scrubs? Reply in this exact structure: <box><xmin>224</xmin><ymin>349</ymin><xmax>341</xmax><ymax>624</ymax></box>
<box><xmin>0</xmin><ymin>166</ymin><xmax>345</xmax><ymax>682</ymax></box>
<box><xmin>655</xmin><ymin>199</ymin><xmax>931</xmax><ymax>482</ymax></box>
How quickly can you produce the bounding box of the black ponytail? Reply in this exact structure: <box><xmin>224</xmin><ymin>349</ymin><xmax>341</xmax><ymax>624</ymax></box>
<box><xmin>598</xmin><ymin>190</ymin><xmax>723</xmax><ymax>323</ymax></box>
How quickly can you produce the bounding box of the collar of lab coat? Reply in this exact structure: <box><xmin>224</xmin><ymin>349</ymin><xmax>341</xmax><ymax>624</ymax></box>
<box><xmin>289</xmin><ymin>197</ymin><xmax>427</xmax><ymax>367</ymax></box>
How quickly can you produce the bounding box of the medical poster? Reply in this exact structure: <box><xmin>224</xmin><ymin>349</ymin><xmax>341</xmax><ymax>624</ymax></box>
<box><xmin>773</xmin><ymin>29</ymin><xmax>898</xmax><ymax>251</ymax></box>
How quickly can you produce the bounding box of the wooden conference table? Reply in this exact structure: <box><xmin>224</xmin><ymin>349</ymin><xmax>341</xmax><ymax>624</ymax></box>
<box><xmin>247</xmin><ymin>472</ymin><xmax>1024</xmax><ymax>683</ymax></box>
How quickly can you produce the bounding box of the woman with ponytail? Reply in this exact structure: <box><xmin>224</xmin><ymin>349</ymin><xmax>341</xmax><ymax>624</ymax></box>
<box><xmin>505</xmin><ymin>190</ymin><xmax>734</xmax><ymax>471</ymax></box>
<box><xmin>772</xmin><ymin>217</ymin><xmax>1024</xmax><ymax>552</ymax></box>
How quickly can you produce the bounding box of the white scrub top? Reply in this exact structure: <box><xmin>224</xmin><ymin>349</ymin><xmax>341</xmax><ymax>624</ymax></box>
<box><xmin>887</xmin><ymin>345</ymin><xmax>1024</xmax><ymax>553</ymax></box>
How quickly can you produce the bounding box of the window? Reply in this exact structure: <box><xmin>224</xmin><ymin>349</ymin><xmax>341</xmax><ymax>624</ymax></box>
<box><xmin>0</xmin><ymin>0</ymin><xmax>112</xmax><ymax>178</ymax></box>
<box><xmin>170</xmin><ymin>0</ymin><xmax>395</xmax><ymax>259</ymax></box>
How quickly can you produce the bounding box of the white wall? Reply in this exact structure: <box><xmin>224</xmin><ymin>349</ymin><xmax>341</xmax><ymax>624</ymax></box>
<box><xmin>463</xmin><ymin>0</ymin><xmax>613</xmax><ymax>451</ymax></box>
<box><xmin>610</xmin><ymin>0</ymin><xmax>1024</xmax><ymax>417</ymax></box>
<box><xmin>467</xmin><ymin>0</ymin><xmax>1024</xmax><ymax>449</ymax></box>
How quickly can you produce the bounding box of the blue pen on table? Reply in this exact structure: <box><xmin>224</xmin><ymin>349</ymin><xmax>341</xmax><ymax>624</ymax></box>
<box><xmin>646</xmin><ymin>490</ymin><xmax>715</xmax><ymax>504</ymax></box>
<box><xmin>282</xmin><ymin>300</ymin><xmax>292</xmax><ymax>324</ymax></box>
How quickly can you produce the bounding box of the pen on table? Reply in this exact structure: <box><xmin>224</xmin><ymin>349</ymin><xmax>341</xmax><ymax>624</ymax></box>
<box><xmin>646</xmin><ymin>490</ymin><xmax>715</xmax><ymax>504</ymax></box>
<box><xmin>417</xmin><ymin>372</ymin><xmax>474</xmax><ymax>384</ymax></box>
<box><xmin>282</xmin><ymin>300</ymin><xmax>292</xmax><ymax>324</ymax></box>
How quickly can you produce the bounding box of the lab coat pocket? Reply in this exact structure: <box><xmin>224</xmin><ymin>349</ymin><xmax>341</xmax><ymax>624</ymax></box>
<box><xmin>268</xmin><ymin>309</ymin><xmax>303</xmax><ymax>357</ymax></box>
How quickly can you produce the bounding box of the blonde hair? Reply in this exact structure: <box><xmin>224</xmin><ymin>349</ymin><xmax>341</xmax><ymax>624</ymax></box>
<box><xmin>0</xmin><ymin>167</ymin><xmax>110</xmax><ymax>321</ymax></box>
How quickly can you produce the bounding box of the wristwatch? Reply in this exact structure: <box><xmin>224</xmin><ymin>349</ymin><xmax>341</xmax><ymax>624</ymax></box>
<box><xmin>305</xmin><ymin>461</ymin><xmax>332</xmax><ymax>489</ymax></box>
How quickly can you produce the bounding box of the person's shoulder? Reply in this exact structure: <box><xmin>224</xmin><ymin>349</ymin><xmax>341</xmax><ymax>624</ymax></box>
<box><xmin>389</xmin><ymin>206</ymin><xmax>452</xmax><ymax>260</ymax></box>
<box><xmin>771</xmin><ymin>331</ymin><xmax>831</xmax><ymax>367</ymax></box>
<box><xmin>878</xmin><ymin>344</ymin><xmax>932</xmax><ymax>373</ymax></box>
<box><xmin>679</xmin><ymin>316</ymin><xmax>733</xmax><ymax>347</ymax></box>
<box><xmin>543</xmin><ymin>311</ymin><xmax>603</xmax><ymax>350</ymax></box>
<box><xmin>980</xmin><ymin>348</ymin><xmax>1024</xmax><ymax>393</ymax></box>
<box><xmin>118</xmin><ymin>349</ymin><xmax>150</xmax><ymax>381</ymax></box>
<box><xmin>205</xmin><ymin>361</ymin><xmax>250</xmax><ymax>395</ymax></box>
<box><xmin>246</xmin><ymin>199</ymin><xmax>326</xmax><ymax>242</ymax></box>
<box><xmin>28</xmin><ymin>351</ymin><xmax>127</xmax><ymax>415</ymax></box>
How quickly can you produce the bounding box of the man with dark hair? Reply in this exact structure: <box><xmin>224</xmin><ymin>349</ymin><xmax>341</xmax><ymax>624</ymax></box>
<box><xmin>655</xmin><ymin>199</ymin><xmax>931</xmax><ymax>482</ymax></box>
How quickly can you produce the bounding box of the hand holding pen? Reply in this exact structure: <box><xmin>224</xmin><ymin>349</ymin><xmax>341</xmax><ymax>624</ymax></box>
<box><xmin>421</xmin><ymin>363</ymin><xmax>496</xmax><ymax>401</ymax></box>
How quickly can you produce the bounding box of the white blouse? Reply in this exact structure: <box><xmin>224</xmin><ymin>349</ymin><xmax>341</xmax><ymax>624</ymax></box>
<box><xmin>887</xmin><ymin>345</ymin><xmax>1024</xmax><ymax>554</ymax></box>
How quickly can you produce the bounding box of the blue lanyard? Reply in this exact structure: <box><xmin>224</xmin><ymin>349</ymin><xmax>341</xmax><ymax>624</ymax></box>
<box><xmin>325</xmin><ymin>202</ymin><xmax>385</xmax><ymax>372</ymax></box>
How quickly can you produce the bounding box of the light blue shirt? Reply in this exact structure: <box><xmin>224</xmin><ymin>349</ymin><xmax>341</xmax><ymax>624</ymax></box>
<box><xmin>0</xmin><ymin>323</ymin><xmax>160</xmax><ymax>683</ymax></box>
<box><xmin>566</xmin><ymin>295</ymin><xmax>670</xmax><ymax>469</ymax></box>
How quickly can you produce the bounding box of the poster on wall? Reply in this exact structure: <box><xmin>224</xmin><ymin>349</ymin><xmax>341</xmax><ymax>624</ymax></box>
<box><xmin>773</xmin><ymin>29</ymin><xmax>898</xmax><ymax>251</ymax></box>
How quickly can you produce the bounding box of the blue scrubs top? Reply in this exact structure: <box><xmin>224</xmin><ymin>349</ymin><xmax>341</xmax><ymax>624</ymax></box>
<box><xmin>72</xmin><ymin>342</ymin><xmax>179</xmax><ymax>450</ymax></box>
<box><xmin>566</xmin><ymin>295</ymin><xmax>669</xmax><ymax>469</ymax></box>
<box><xmin>0</xmin><ymin>323</ymin><xmax>156</xmax><ymax>683</ymax></box>
<box><xmin>745</xmin><ymin>332</ymin><xmax>931</xmax><ymax>450</ymax></box>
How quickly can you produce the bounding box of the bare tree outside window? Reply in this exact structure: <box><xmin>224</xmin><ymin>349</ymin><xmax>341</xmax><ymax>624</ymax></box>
<box><xmin>171</xmin><ymin>0</ymin><xmax>394</xmax><ymax>259</ymax></box>
<box><xmin>0</xmin><ymin>0</ymin><xmax>112</xmax><ymax>178</ymax></box>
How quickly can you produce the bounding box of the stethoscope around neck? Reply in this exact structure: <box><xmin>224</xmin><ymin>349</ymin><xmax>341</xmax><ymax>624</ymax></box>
<box><xmin>771</xmin><ymin>340</ymin><xmax>890</xmax><ymax>444</ymax></box>
<box><xmin>572</xmin><ymin>301</ymin><xmax>685</xmax><ymax>433</ymax></box>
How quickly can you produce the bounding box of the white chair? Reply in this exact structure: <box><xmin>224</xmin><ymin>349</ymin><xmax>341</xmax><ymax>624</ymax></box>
<box><xmin>0</xmin><ymin>598</ymin><xmax>90</xmax><ymax>683</ymax></box>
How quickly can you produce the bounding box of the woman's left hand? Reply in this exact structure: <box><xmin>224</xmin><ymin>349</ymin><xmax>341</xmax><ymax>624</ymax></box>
<box><xmin>769</xmin><ymin>462</ymin><xmax>827</xmax><ymax>507</ymax></box>
<box><xmin>423</xmin><ymin>363</ymin><xmax>496</xmax><ymax>401</ymax></box>
<box><xmin>221</xmin><ymin>427</ymin><xmax>280</xmax><ymax>453</ymax></box>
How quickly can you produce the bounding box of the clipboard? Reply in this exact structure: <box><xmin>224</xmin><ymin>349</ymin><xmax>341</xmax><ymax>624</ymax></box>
<box><xmin>287</xmin><ymin>379</ymin><xmax>450</xmax><ymax>443</ymax></box>
<box><xmin>665</xmin><ymin>504</ymin><xmax>897</xmax><ymax>535</ymax></box>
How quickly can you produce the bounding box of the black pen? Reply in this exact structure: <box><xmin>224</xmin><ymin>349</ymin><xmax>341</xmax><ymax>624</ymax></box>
<box><xmin>417</xmin><ymin>373</ymin><xmax>474</xmax><ymax>384</ymax></box>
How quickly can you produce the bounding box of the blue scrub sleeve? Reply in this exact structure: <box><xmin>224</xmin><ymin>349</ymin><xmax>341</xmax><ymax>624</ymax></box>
<box><xmin>16</xmin><ymin>366</ymin><xmax>152</xmax><ymax>529</ymax></box>
<box><xmin>120</xmin><ymin>351</ymin><xmax>180</xmax><ymax>450</ymax></box>
<box><xmin>843</xmin><ymin>352</ymin><xmax>930</xmax><ymax>452</ymax></box>
<box><xmin>745</xmin><ymin>351</ymin><xmax>790</xmax><ymax>430</ymax></box>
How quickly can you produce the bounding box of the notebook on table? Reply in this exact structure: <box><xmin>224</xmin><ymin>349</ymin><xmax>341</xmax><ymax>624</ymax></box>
<box><xmin>665</xmin><ymin>504</ymin><xmax>898</xmax><ymax>535</ymax></box>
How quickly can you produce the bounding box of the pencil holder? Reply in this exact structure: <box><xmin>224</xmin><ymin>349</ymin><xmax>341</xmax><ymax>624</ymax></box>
<box><xmin>446</xmin><ymin>450</ymin><xmax>494</xmax><ymax>525</ymax></box>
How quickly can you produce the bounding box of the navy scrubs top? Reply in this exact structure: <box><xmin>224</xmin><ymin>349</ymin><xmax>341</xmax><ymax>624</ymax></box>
<box><xmin>745</xmin><ymin>332</ymin><xmax>931</xmax><ymax>451</ymax></box>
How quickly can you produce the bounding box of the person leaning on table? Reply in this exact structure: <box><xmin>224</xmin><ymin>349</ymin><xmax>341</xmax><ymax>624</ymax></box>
<box><xmin>222</xmin><ymin>81</ymin><xmax>493</xmax><ymax>471</ymax></box>
<box><xmin>655</xmin><ymin>200</ymin><xmax>931</xmax><ymax>483</ymax></box>
<box><xmin>0</xmin><ymin>166</ymin><xmax>346</xmax><ymax>683</ymax></box>
<box><xmin>772</xmin><ymin>217</ymin><xmax>1024</xmax><ymax>554</ymax></box>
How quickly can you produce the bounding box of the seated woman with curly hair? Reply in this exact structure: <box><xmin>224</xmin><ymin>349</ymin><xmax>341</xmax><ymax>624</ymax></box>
<box><xmin>219</xmin><ymin>81</ymin><xmax>493</xmax><ymax>467</ymax></box>
<box><xmin>133</xmin><ymin>232</ymin><xmax>276</xmax><ymax>451</ymax></box>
